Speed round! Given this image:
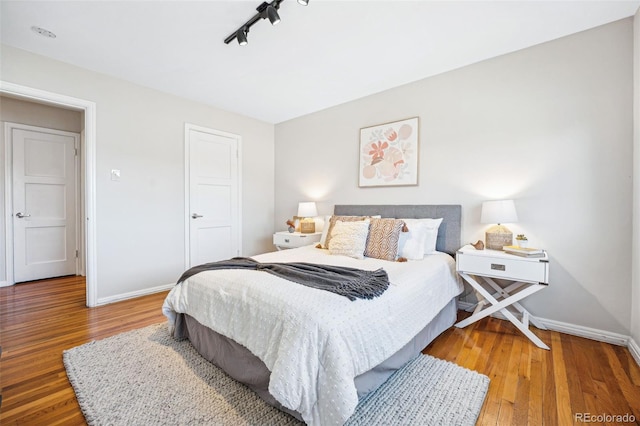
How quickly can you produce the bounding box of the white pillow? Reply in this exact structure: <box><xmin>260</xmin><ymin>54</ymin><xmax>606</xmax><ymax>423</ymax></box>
<box><xmin>328</xmin><ymin>220</ymin><xmax>370</xmax><ymax>259</ymax></box>
<box><xmin>397</xmin><ymin>222</ymin><xmax>428</xmax><ymax>259</ymax></box>
<box><xmin>400</xmin><ymin>218</ymin><xmax>443</xmax><ymax>255</ymax></box>
<box><xmin>318</xmin><ymin>215</ymin><xmax>332</xmax><ymax>246</ymax></box>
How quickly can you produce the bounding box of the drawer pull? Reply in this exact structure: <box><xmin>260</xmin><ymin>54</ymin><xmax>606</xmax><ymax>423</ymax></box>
<box><xmin>284</xmin><ymin>239</ymin><xmax>290</xmax><ymax>243</ymax></box>
<box><xmin>491</xmin><ymin>263</ymin><xmax>506</xmax><ymax>271</ymax></box>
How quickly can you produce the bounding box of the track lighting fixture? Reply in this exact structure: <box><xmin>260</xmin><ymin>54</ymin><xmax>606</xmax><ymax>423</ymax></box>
<box><xmin>224</xmin><ymin>0</ymin><xmax>309</xmax><ymax>46</ymax></box>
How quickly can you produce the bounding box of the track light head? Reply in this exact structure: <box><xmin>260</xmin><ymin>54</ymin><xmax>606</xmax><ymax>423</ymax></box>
<box><xmin>297</xmin><ymin>0</ymin><xmax>309</xmax><ymax>5</ymax></box>
<box><xmin>266</xmin><ymin>5</ymin><xmax>280</xmax><ymax>25</ymax></box>
<box><xmin>236</xmin><ymin>28</ymin><xmax>248</xmax><ymax>45</ymax></box>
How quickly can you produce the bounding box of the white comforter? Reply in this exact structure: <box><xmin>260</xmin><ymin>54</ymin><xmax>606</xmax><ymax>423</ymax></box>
<box><xmin>162</xmin><ymin>245</ymin><xmax>462</xmax><ymax>425</ymax></box>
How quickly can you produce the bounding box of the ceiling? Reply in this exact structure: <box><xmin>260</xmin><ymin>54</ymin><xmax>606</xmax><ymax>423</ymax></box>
<box><xmin>1</xmin><ymin>1</ymin><xmax>638</xmax><ymax>124</ymax></box>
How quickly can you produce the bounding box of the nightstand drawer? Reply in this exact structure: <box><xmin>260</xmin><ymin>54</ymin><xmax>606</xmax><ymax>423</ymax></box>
<box><xmin>273</xmin><ymin>232</ymin><xmax>321</xmax><ymax>249</ymax></box>
<box><xmin>457</xmin><ymin>253</ymin><xmax>548</xmax><ymax>283</ymax></box>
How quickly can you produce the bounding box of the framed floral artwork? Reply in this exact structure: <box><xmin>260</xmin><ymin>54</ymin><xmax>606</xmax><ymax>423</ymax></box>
<box><xmin>359</xmin><ymin>117</ymin><xmax>419</xmax><ymax>187</ymax></box>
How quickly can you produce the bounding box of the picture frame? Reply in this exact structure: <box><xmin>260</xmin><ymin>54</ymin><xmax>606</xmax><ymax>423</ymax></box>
<box><xmin>358</xmin><ymin>117</ymin><xmax>419</xmax><ymax>187</ymax></box>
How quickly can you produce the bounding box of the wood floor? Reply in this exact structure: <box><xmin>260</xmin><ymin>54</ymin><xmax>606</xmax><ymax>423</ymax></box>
<box><xmin>1</xmin><ymin>276</ymin><xmax>639</xmax><ymax>425</ymax></box>
<box><xmin>425</xmin><ymin>315</ymin><xmax>640</xmax><ymax>425</ymax></box>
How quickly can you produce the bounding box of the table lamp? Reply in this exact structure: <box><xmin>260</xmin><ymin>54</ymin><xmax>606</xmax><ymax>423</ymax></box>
<box><xmin>480</xmin><ymin>200</ymin><xmax>518</xmax><ymax>250</ymax></box>
<box><xmin>297</xmin><ymin>202</ymin><xmax>318</xmax><ymax>233</ymax></box>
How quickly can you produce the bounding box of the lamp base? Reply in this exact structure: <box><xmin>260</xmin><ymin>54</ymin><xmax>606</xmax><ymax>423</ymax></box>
<box><xmin>485</xmin><ymin>225</ymin><xmax>513</xmax><ymax>250</ymax></box>
<box><xmin>300</xmin><ymin>220</ymin><xmax>315</xmax><ymax>234</ymax></box>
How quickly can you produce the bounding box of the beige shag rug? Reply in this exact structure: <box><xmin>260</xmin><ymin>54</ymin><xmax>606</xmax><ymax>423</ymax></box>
<box><xmin>64</xmin><ymin>323</ymin><xmax>489</xmax><ymax>425</ymax></box>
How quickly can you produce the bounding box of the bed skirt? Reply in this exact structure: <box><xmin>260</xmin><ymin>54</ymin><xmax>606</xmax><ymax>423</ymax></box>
<box><xmin>174</xmin><ymin>298</ymin><xmax>458</xmax><ymax>421</ymax></box>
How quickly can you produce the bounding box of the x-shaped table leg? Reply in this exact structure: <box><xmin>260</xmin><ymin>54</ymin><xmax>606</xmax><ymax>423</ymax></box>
<box><xmin>455</xmin><ymin>272</ymin><xmax>550</xmax><ymax>350</ymax></box>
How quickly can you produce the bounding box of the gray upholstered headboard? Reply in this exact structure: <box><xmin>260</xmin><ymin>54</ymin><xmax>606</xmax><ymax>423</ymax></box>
<box><xmin>333</xmin><ymin>205</ymin><xmax>462</xmax><ymax>256</ymax></box>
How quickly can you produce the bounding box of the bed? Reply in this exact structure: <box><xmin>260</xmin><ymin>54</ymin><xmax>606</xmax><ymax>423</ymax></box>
<box><xmin>162</xmin><ymin>204</ymin><xmax>463</xmax><ymax>425</ymax></box>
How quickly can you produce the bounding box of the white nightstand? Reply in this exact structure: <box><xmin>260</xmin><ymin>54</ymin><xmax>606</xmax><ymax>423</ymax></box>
<box><xmin>273</xmin><ymin>231</ymin><xmax>321</xmax><ymax>250</ymax></box>
<box><xmin>455</xmin><ymin>244</ymin><xmax>550</xmax><ymax>350</ymax></box>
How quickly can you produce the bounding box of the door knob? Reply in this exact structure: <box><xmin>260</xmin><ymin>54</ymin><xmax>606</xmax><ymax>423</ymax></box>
<box><xmin>15</xmin><ymin>212</ymin><xmax>31</xmax><ymax>218</ymax></box>
<box><xmin>191</xmin><ymin>213</ymin><xmax>203</xmax><ymax>219</ymax></box>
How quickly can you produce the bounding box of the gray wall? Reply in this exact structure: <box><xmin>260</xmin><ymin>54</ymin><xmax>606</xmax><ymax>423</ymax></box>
<box><xmin>1</xmin><ymin>45</ymin><xmax>275</xmax><ymax>301</ymax></box>
<box><xmin>0</xmin><ymin>96</ymin><xmax>82</xmax><ymax>131</ymax></box>
<box><xmin>275</xmin><ymin>19</ymin><xmax>634</xmax><ymax>335</ymax></box>
<box><xmin>632</xmin><ymin>9</ymin><xmax>640</xmax><ymax>347</ymax></box>
<box><xmin>0</xmin><ymin>96</ymin><xmax>83</xmax><ymax>284</ymax></box>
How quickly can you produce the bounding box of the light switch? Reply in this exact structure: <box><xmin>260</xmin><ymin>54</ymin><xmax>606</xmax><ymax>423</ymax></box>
<box><xmin>111</xmin><ymin>169</ymin><xmax>121</xmax><ymax>181</ymax></box>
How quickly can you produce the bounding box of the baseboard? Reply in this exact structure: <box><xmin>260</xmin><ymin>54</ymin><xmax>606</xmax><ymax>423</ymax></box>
<box><xmin>457</xmin><ymin>301</ymin><xmax>629</xmax><ymax>347</ymax></box>
<box><xmin>0</xmin><ymin>280</ymin><xmax>11</xmax><ymax>287</ymax></box>
<box><xmin>96</xmin><ymin>283</ymin><xmax>174</xmax><ymax>306</ymax></box>
<box><xmin>628</xmin><ymin>338</ymin><xmax>640</xmax><ymax>367</ymax></box>
<box><xmin>540</xmin><ymin>317</ymin><xmax>629</xmax><ymax>346</ymax></box>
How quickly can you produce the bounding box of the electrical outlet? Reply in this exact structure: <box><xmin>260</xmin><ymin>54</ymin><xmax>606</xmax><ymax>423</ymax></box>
<box><xmin>111</xmin><ymin>169</ymin><xmax>121</xmax><ymax>181</ymax></box>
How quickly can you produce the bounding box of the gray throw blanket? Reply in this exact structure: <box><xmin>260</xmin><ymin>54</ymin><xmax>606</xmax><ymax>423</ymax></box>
<box><xmin>176</xmin><ymin>257</ymin><xmax>389</xmax><ymax>301</ymax></box>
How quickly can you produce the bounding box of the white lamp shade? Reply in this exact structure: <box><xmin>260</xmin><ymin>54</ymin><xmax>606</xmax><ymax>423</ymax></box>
<box><xmin>297</xmin><ymin>202</ymin><xmax>318</xmax><ymax>217</ymax></box>
<box><xmin>480</xmin><ymin>200</ymin><xmax>518</xmax><ymax>224</ymax></box>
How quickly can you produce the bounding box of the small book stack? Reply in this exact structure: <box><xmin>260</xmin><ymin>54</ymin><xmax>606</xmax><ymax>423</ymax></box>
<box><xmin>502</xmin><ymin>245</ymin><xmax>546</xmax><ymax>258</ymax></box>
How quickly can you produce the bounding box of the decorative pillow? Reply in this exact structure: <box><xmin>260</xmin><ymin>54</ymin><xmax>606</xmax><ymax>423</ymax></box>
<box><xmin>397</xmin><ymin>222</ymin><xmax>428</xmax><ymax>260</ymax></box>
<box><xmin>328</xmin><ymin>220</ymin><xmax>370</xmax><ymax>259</ymax></box>
<box><xmin>364</xmin><ymin>218</ymin><xmax>405</xmax><ymax>261</ymax></box>
<box><xmin>318</xmin><ymin>215</ymin><xmax>332</xmax><ymax>246</ymax></box>
<box><xmin>400</xmin><ymin>218</ymin><xmax>444</xmax><ymax>254</ymax></box>
<box><xmin>323</xmin><ymin>215</ymin><xmax>369</xmax><ymax>249</ymax></box>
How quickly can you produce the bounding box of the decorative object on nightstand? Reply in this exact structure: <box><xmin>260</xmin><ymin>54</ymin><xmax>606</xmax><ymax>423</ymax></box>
<box><xmin>502</xmin><ymin>245</ymin><xmax>545</xmax><ymax>257</ymax></box>
<box><xmin>471</xmin><ymin>240</ymin><xmax>485</xmax><ymax>250</ymax></box>
<box><xmin>273</xmin><ymin>231</ymin><xmax>321</xmax><ymax>250</ymax></box>
<box><xmin>515</xmin><ymin>234</ymin><xmax>528</xmax><ymax>248</ymax></box>
<box><xmin>297</xmin><ymin>202</ymin><xmax>318</xmax><ymax>234</ymax></box>
<box><xmin>480</xmin><ymin>199</ymin><xmax>518</xmax><ymax>250</ymax></box>
<box><xmin>455</xmin><ymin>244</ymin><xmax>550</xmax><ymax>350</ymax></box>
<box><xmin>286</xmin><ymin>219</ymin><xmax>296</xmax><ymax>233</ymax></box>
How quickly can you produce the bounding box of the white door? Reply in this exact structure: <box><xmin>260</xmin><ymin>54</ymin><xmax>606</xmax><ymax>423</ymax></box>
<box><xmin>187</xmin><ymin>126</ymin><xmax>240</xmax><ymax>267</ymax></box>
<box><xmin>12</xmin><ymin>126</ymin><xmax>78</xmax><ymax>282</ymax></box>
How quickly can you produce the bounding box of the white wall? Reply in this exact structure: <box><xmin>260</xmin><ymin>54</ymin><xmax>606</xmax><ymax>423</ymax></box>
<box><xmin>631</xmin><ymin>8</ymin><xmax>640</xmax><ymax>347</ymax></box>
<box><xmin>275</xmin><ymin>19</ymin><xmax>634</xmax><ymax>335</ymax></box>
<box><xmin>0</xmin><ymin>96</ymin><xmax>83</xmax><ymax>283</ymax></box>
<box><xmin>1</xmin><ymin>45</ymin><xmax>275</xmax><ymax>301</ymax></box>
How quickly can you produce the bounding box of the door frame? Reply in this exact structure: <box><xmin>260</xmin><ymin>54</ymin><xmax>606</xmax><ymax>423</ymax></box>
<box><xmin>0</xmin><ymin>81</ymin><xmax>98</xmax><ymax>307</ymax></box>
<box><xmin>184</xmin><ymin>123</ymin><xmax>242</xmax><ymax>268</ymax></box>
<box><xmin>4</xmin><ymin>122</ymin><xmax>81</xmax><ymax>283</ymax></box>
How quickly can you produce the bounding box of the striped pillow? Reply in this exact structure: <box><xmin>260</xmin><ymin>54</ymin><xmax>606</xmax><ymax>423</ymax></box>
<box><xmin>364</xmin><ymin>218</ymin><xmax>405</xmax><ymax>261</ymax></box>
